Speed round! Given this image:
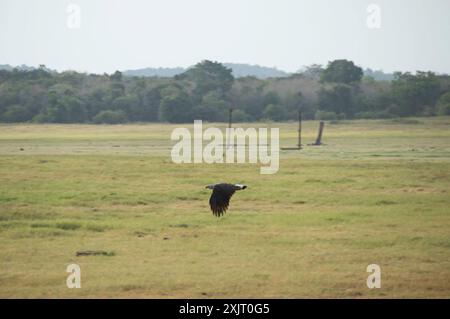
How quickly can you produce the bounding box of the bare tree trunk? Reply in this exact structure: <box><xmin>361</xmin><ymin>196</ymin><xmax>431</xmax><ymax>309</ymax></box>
<box><xmin>297</xmin><ymin>110</ymin><xmax>302</xmax><ymax>149</ymax></box>
<box><xmin>313</xmin><ymin>121</ymin><xmax>324</xmax><ymax>145</ymax></box>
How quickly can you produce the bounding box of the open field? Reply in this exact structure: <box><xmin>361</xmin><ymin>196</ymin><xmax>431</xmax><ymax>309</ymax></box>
<box><xmin>0</xmin><ymin>117</ymin><xmax>449</xmax><ymax>298</ymax></box>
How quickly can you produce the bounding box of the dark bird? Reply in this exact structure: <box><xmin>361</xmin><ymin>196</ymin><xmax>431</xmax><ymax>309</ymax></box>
<box><xmin>205</xmin><ymin>183</ymin><xmax>247</xmax><ymax>217</ymax></box>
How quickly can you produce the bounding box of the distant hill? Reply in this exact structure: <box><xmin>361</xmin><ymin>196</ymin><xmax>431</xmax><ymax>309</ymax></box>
<box><xmin>123</xmin><ymin>63</ymin><xmax>290</xmax><ymax>79</ymax></box>
<box><xmin>122</xmin><ymin>67</ymin><xmax>186</xmax><ymax>78</ymax></box>
<box><xmin>122</xmin><ymin>64</ymin><xmax>397</xmax><ymax>80</ymax></box>
<box><xmin>0</xmin><ymin>64</ymin><xmax>412</xmax><ymax>81</ymax></box>
<box><xmin>363</xmin><ymin>68</ymin><xmax>395</xmax><ymax>81</ymax></box>
<box><xmin>224</xmin><ymin>63</ymin><xmax>289</xmax><ymax>78</ymax></box>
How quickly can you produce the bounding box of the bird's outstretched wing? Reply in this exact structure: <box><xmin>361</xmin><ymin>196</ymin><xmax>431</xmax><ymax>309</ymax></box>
<box><xmin>209</xmin><ymin>184</ymin><xmax>239</xmax><ymax>217</ymax></box>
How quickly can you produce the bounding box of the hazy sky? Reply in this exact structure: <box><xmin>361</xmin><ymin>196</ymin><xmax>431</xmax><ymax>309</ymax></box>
<box><xmin>1</xmin><ymin>0</ymin><xmax>449</xmax><ymax>74</ymax></box>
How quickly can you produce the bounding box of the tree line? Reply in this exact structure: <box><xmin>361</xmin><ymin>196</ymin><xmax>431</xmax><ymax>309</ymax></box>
<box><xmin>0</xmin><ymin>59</ymin><xmax>449</xmax><ymax>124</ymax></box>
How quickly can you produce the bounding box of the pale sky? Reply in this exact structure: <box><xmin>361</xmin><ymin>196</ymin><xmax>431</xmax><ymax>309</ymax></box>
<box><xmin>0</xmin><ymin>0</ymin><xmax>449</xmax><ymax>74</ymax></box>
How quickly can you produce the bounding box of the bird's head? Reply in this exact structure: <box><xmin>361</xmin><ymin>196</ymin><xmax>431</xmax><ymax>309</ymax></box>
<box><xmin>205</xmin><ymin>184</ymin><xmax>215</xmax><ymax>190</ymax></box>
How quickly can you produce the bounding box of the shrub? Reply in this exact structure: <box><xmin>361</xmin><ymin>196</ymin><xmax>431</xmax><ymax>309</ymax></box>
<box><xmin>2</xmin><ymin>105</ymin><xmax>31</xmax><ymax>122</ymax></box>
<box><xmin>354</xmin><ymin>110</ymin><xmax>395</xmax><ymax>119</ymax></box>
<box><xmin>232</xmin><ymin>109</ymin><xmax>251</xmax><ymax>122</ymax></box>
<box><xmin>421</xmin><ymin>105</ymin><xmax>436</xmax><ymax>116</ymax></box>
<box><xmin>389</xmin><ymin>118</ymin><xmax>421</xmax><ymax>124</ymax></box>
<box><xmin>263</xmin><ymin>104</ymin><xmax>286</xmax><ymax>121</ymax></box>
<box><xmin>159</xmin><ymin>94</ymin><xmax>193</xmax><ymax>123</ymax></box>
<box><xmin>32</xmin><ymin>112</ymin><xmax>52</xmax><ymax>123</ymax></box>
<box><xmin>93</xmin><ymin>110</ymin><xmax>127</xmax><ymax>124</ymax></box>
<box><xmin>315</xmin><ymin>110</ymin><xmax>338</xmax><ymax>120</ymax></box>
<box><xmin>436</xmin><ymin>92</ymin><xmax>450</xmax><ymax>115</ymax></box>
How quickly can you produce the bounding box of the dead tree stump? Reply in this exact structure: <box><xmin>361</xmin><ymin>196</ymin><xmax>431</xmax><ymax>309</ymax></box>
<box><xmin>312</xmin><ymin>121</ymin><xmax>324</xmax><ymax>146</ymax></box>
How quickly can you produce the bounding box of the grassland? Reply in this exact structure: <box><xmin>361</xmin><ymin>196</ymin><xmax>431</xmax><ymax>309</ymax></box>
<box><xmin>0</xmin><ymin>117</ymin><xmax>449</xmax><ymax>298</ymax></box>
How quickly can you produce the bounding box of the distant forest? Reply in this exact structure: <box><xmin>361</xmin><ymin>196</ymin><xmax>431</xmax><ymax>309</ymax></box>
<box><xmin>0</xmin><ymin>60</ymin><xmax>449</xmax><ymax>124</ymax></box>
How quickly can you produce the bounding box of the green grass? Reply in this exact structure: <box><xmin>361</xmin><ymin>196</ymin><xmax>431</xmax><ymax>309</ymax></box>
<box><xmin>0</xmin><ymin>117</ymin><xmax>449</xmax><ymax>298</ymax></box>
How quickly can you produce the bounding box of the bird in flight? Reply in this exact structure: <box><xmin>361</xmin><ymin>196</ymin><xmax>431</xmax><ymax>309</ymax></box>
<box><xmin>205</xmin><ymin>183</ymin><xmax>247</xmax><ymax>217</ymax></box>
